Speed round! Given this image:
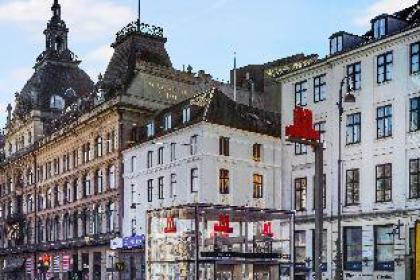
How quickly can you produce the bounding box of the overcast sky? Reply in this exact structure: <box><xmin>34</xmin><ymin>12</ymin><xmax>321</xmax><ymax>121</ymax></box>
<box><xmin>0</xmin><ymin>0</ymin><xmax>416</xmax><ymax>126</ymax></box>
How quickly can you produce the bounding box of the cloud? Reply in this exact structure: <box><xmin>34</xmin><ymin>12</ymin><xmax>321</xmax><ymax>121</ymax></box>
<box><xmin>0</xmin><ymin>0</ymin><xmax>135</xmax><ymax>40</ymax></box>
<box><xmin>354</xmin><ymin>0</ymin><xmax>417</xmax><ymax>27</ymax></box>
<box><xmin>86</xmin><ymin>45</ymin><xmax>114</xmax><ymax>63</ymax></box>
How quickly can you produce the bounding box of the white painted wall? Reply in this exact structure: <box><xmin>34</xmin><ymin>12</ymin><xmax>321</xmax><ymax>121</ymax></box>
<box><xmin>279</xmin><ymin>27</ymin><xmax>420</xmax><ymax>279</ymax></box>
<box><xmin>122</xmin><ymin>122</ymin><xmax>282</xmax><ymax>239</ymax></box>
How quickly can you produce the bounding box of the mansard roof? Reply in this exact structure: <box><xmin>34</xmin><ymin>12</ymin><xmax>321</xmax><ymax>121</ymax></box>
<box><xmin>100</xmin><ymin>22</ymin><xmax>172</xmax><ymax>96</ymax></box>
<box><xmin>131</xmin><ymin>88</ymin><xmax>281</xmax><ymax>146</ymax></box>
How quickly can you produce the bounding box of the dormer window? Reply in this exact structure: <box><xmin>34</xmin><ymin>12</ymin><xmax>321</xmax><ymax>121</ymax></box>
<box><xmin>330</xmin><ymin>35</ymin><xmax>343</xmax><ymax>55</ymax></box>
<box><xmin>373</xmin><ymin>18</ymin><xmax>386</xmax><ymax>39</ymax></box>
<box><xmin>50</xmin><ymin>95</ymin><xmax>65</xmax><ymax>110</ymax></box>
<box><xmin>183</xmin><ymin>106</ymin><xmax>191</xmax><ymax>123</ymax></box>
<box><xmin>146</xmin><ymin>122</ymin><xmax>155</xmax><ymax>138</ymax></box>
<box><xmin>164</xmin><ymin>114</ymin><xmax>172</xmax><ymax>131</ymax></box>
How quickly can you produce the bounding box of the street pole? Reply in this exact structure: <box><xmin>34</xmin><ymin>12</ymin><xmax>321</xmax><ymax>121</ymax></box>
<box><xmin>194</xmin><ymin>205</ymin><xmax>199</xmax><ymax>280</ymax></box>
<box><xmin>314</xmin><ymin>142</ymin><xmax>324</xmax><ymax>280</ymax></box>
<box><xmin>334</xmin><ymin>77</ymin><xmax>355</xmax><ymax>280</ymax></box>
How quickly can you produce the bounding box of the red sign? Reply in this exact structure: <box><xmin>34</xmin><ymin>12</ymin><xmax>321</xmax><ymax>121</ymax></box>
<box><xmin>214</xmin><ymin>215</ymin><xmax>233</xmax><ymax>234</ymax></box>
<box><xmin>262</xmin><ymin>222</ymin><xmax>274</xmax><ymax>238</ymax></box>
<box><xmin>285</xmin><ymin>107</ymin><xmax>319</xmax><ymax>143</ymax></box>
<box><xmin>164</xmin><ymin>217</ymin><xmax>177</xmax><ymax>233</ymax></box>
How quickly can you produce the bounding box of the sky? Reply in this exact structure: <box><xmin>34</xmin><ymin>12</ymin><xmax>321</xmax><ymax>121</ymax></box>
<box><xmin>0</xmin><ymin>0</ymin><xmax>417</xmax><ymax>126</ymax></box>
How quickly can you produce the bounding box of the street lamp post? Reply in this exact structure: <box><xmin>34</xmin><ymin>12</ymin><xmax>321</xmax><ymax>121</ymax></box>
<box><xmin>334</xmin><ymin>76</ymin><xmax>355</xmax><ymax>280</ymax></box>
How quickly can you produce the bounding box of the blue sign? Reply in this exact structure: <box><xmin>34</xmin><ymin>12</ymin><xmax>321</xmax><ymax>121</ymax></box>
<box><xmin>123</xmin><ymin>234</ymin><xmax>145</xmax><ymax>249</ymax></box>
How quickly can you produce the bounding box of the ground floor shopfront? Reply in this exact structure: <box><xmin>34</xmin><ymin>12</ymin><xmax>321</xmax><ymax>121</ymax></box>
<box><xmin>0</xmin><ymin>245</ymin><xmax>117</xmax><ymax>280</ymax></box>
<box><xmin>294</xmin><ymin>212</ymin><xmax>419</xmax><ymax>280</ymax></box>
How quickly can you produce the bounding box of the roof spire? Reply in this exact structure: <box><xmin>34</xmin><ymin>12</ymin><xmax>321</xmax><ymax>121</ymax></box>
<box><xmin>137</xmin><ymin>0</ymin><xmax>141</xmax><ymax>31</ymax></box>
<box><xmin>51</xmin><ymin>0</ymin><xmax>61</xmax><ymax>20</ymax></box>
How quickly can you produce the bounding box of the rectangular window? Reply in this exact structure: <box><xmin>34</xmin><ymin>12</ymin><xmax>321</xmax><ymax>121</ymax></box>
<box><xmin>314</xmin><ymin>121</ymin><xmax>326</xmax><ymax>145</ymax></box>
<box><xmin>146</xmin><ymin>122</ymin><xmax>155</xmax><ymax>138</ymax></box>
<box><xmin>191</xmin><ymin>168</ymin><xmax>198</xmax><ymax>193</ymax></box>
<box><xmin>344</xmin><ymin>227</ymin><xmax>363</xmax><ymax>271</ymax></box>
<box><xmin>164</xmin><ymin>114</ymin><xmax>172</xmax><ymax>131</ymax></box>
<box><xmin>158</xmin><ymin>177</ymin><xmax>164</xmax><ymax>199</ymax></box>
<box><xmin>346</xmin><ymin>113</ymin><xmax>361</xmax><ymax>144</ymax></box>
<box><xmin>170</xmin><ymin>143</ymin><xmax>176</xmax><ymax>161</ymax></box>
<box><xmin>253</xmin><ymin>174</ymin><xmax>263</xmax><ymax>198</ymax></box>
<box><xmin>346</xmin><ymin>169</ymin><xmax>360</xmax><ymax>206</ymax></box>
<box><xmin>295</xmin><ymin>143</ymin><xmax>307</xmax><ymax>155</ymax></box>
<box><xmin>219</xmin><ymin>169</ymin><xmax>230</xmax><ymax>194</ymax></box>
<box><xmin>295</xmin><ymin>231</ymin><xmax>306</xmax><ymax>263</ymax></box>
<box><xmin>252</xmin><ymin>144</ymin><xmax>262</xmax><ymax>162</ymax></box>
<box><xmin>377</xmin><ymin>105</ymin><xmax>392</xmax><ymax>139</ymax></box>
<box><xmin>170</xmin><ymin>174</ymin><xmax>176</xmax><ymax>198</ymax></box>
<box><xmin>295</xmin><ymin>177</ymin><xmax>307</xmax><ymax>211</ymax></box>
<box><xmin>314</xmin><ymin>74</ymin><xmax>326</xmax><ymax>102</ymax></box>
<box><xmin>373</xmin><ymin>18</ymin><xmax>386</xmax><ymax>39</ymax></box>
<box><xmin>158</xmin><ymin>147</ymin><xmax>164</xmax><ymax>165</ymax></box>
<box><xmin>347</xmin><ymin>62</ymin><xmax>361</xmax><ymax>91</ymax></box>
<box><xmin>295</xmin><ymin>80</ymin><xmax>307</xmax><ymax>107</ymax></box>
<box><xmin>376</xmin><ymin>163</ymin><xmax>392</xmax><ymax>202</ymax></box>
<box><xmin>130</xmin><ymin>156</ymin><xmax>136</xmax><ymax>173</ymax></box>
<box><xmin>410</xmin><ymin>97</ymin><xmax>420</xmax><ymax>132</ymax></box>
<box><xmin>147</xmin><ymin>179</ymin><xmax>153</xmax><ymax>202</ymax></box>
<box><xmin>183</xmin><ymin>107</ymin><xmax>191</xmax><ymax>123</ymax></box>
<box><xmin>374</xmin><ymin>225</ymin><xmax>394</xmax><ymax>271</ymax></box>
<box><xmin>330</xmin><ymin>35</ymin><xmax>343</xmax><ymax>55</ymax></box>
<box><xmin>147</xmin><ymin>151</ymin><xmax>153</xmax><ymax>168</ymax></box>
<box><xmin>409</xmin><ymin>159</ymin><xmax>420</xmax><ymax>199</ymax></box>
<box><xmin>377</xmin><ymin>52</ymin><xmax>393</xmax><ymax>83</ymax></box>
<box><xmin>219</xmin><ymin>137</ymin><xmax>230</xmax><ymax>156</ymax></box>
<box><xmin>410</xmin><ymin>42</ymin><xmax>420</xmax><ymax>74</ymax></box>
<box><xmin>190</xmin><ymin>135</ymin><xmax>198</xmax><ymax>155</ymax></box>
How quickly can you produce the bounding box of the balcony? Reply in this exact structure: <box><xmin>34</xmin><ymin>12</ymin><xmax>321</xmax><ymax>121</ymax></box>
<box><xmin>6</xmin><ymin>213</ymin><xmax>24</xmax><ymax>224</ymax></box>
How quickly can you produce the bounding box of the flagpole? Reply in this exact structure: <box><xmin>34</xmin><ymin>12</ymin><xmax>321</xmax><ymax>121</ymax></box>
<box><xmin>233</xmin><ymin>52</ymin><xmax>237</xmax><ymax>102</ymax></box>
<box><xmin>137</xmin><ymin>0</ymin><xmax>141</xmax><ymax>31</ymax></box>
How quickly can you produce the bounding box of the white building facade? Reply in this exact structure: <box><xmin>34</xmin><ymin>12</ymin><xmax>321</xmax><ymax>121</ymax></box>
<box><xmin>121</xmin><ymin>90</ymin><xmax>284</xmax><ymax>278</ymax></box>
<box><xmin>123</xmin><ymin>92</ymin><xmax>282</xmax><ymax>237</ymax></box>
<box><xmin>278</xmin><ymin>3</ymin><xmax>420</xmax><ymax>280</ymax></box>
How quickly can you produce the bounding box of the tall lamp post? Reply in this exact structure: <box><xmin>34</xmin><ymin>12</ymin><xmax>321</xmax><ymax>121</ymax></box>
<box><xmin>334</xmin><ymin>76</ymin><xmax>356</xmax><ymax>280</ymax></box>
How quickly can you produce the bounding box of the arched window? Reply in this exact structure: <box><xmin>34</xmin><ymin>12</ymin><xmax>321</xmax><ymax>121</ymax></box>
<box><xmin>106</xmin><ymin>202</ymin><xmax>115</xmax><ymax>233</ymax></box>
<box><xmin>26</xmin><ymin>195</ymin><xmax>33</xmax><ymax>214</ymax></box>
<box><xmin>50</xmin><ymin>95</ymin><xmax>65</xmax><ymax>110</ymax></box>
<box><xmin>38</xmin><ymin>220</ymin><xmax>44</xmax><ymax>243</ymax></box>
<box><xmin>96</xmin><ymin>137</ymin><xmax>103</xmax><ymax>158</ymax></box>
<box><xmin>46</xmin><ymin>188</ymin><xmax>52</xmax><ymax>209</ymax></box>
<box><xmin>63</xmin><ymin>213</ymin><xmax>70</xmax><ymax>240</ymax></box>
<box><xmin>96</xmin><ymin>170</ymin><xmax>103</xmax><ymax>194</ymax></box>
<box><xmin>7</xmin><ymin>201</ymin><xmax>13</xmax><ymax>216</ymax></box>
<box><xmin>54</xmin><ymin>216</ymin><xmax>60</xmax><ymax>241</ymax></box>
<box><xmin>108</xmin><ymin>166</ymin><xmax>116</xmax><ymax>189</ymax></box>
<box><xmin>83</xmin><ymin>174</ymin><xmax>91</xmax><ymax>197</ymax></box>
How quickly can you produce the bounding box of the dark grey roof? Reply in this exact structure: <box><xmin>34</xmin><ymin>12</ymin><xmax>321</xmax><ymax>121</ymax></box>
<box><xmin>13</xmin><ymin>61</ymin><xmax>94</xmax><ymax>120</ymax></box>
<box><xmin>131</xmin><ymin>89</ymin><xmax>281</xmax><ymax>145</ymax></box>
<box><xmin>101</xmin><ymin>25</ymin><xmax>172</xmax><ymax>97</ymax></box>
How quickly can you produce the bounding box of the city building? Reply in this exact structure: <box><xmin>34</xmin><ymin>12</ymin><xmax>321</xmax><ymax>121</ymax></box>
<box><xmin>277</xmin><ymin>1</ymin><xmax>420</xmax><ymax>279</ymax></box>
<box><xmin>122</xmin><ymin>89</ymin><xmax>284</xmax><ymax>278</ymax></box>
<box><xmin>0</xmin><ymin>1</ymin><xmax>254</xmax><ymax>279</ymax></box>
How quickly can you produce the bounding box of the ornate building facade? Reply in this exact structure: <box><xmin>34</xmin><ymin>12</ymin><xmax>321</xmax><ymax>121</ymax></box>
<box><xmin>0</xmin><ymin>1</ymin><xmax>238</xmax><ymax>279</ymax></box>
